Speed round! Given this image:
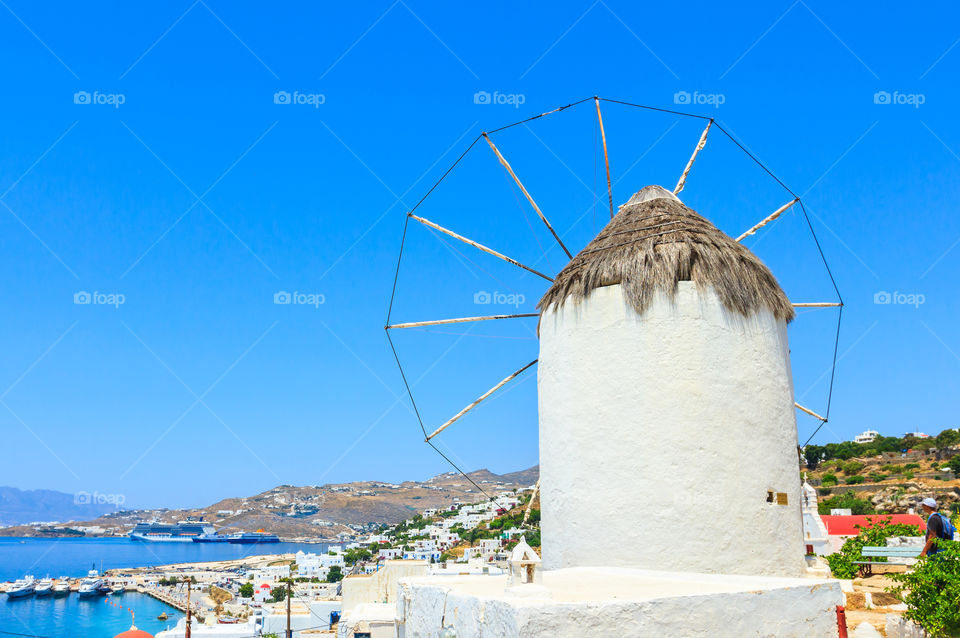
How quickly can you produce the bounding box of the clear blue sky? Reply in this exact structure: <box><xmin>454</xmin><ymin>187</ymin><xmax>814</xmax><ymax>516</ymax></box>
<box><xmin>1</xmin><ymin>1</ymin><xmax>958</xmax><ymax>509</ymax></box>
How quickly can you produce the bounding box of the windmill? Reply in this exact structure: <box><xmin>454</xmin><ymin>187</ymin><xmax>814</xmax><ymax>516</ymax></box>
<box><xmin>385</xmin><ymin>97</ymin><xmax>842</xmax><ymax>574</ymax></box>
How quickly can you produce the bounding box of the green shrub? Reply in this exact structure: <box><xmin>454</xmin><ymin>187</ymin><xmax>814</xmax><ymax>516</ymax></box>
<box><xmin>826</xmin><ymin>517</ymin><xmax>921</xmax><ymax>580</ymax></box>
<box><xmin>846</xmin><ymin>475</ymin><xmax>866</xmax><ymax>485</ymax></box>
<box><xmin>821</xmin><ymin>473</ymin><xmax>838</xmax><ymax>486</ymax></box>
<box><xmin>881</xmin><ymin>464</ymin><xmax>899</xmax><ymax>473</ymax></box>
<box><xmin>842</xmin><ymin>461</ymin><xmax>866</xmax><ymax>475</ymax></box>
<box><xmin>905</xmin><ymin>463</ymin><xmax>921</xmax><ymax>470</ymax></box>
<box><xmin>889</xmin><ymin>541</ymin><xmax>960</xmax><ymax>637</ymax></box>
<box><xmin>904</xmin><ymin>472</ymin><xmax>915</xmax><ymax>479</ymax></box>
<box><xmin>818</xmin><ymin>491</ymin><xmax>875</xmax><ymax>515</ymax></box>
<box><xmin>868</xmin><ymin>472</ymin><xmax>888</xmax><ymax>482</ymax></box>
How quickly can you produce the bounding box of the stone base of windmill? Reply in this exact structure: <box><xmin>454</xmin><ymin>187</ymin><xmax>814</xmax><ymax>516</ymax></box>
<box><xmin>396</xmin><ymin>567</ymin><xmax>844</xmax><ymax>638</ymax></box>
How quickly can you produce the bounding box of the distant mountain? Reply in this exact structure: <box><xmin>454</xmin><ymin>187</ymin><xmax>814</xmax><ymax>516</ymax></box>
<box><xmin>0</xmin><ymin>487</ymin><xmax>121</xmax><ymax>527</ymax></box>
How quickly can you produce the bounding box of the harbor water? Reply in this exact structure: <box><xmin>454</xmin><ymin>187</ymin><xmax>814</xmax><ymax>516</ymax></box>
<box><xmin>1</xmin><ymin>536</ymin><xmax>332</xmax><ymax>637</ymax></box>
<box><xmin>0</xmin><ymin>536</ymin><xmax>329</xmax><ymax>581</ymax></box>
<box><xmin>1</xmin><ymin>591</ymin><xmax>183</xmax><ymax>637</ymax></box>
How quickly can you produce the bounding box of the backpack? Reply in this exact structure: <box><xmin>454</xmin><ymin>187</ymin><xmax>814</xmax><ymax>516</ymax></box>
<box><xmin>933</xmin><ymin>512</ymin><xmax>956</xmax><ymax>541</ymax></box>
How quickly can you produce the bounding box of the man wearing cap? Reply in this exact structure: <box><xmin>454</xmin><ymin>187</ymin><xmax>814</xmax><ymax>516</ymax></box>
<box><xmin>920</xmin><ymin>497</ymin><xmax>951</xmax><ymax>557</ymax></box>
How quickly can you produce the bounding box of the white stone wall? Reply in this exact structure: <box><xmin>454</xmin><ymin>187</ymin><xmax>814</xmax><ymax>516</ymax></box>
<box><xmin>396</xmin><ymin>569</ymin><xmax>843</xmax><ymax>638</ymax></box>
<box><xmin>538</xmin><ymin>282</ymin><xmax>805</xmax><ymax>576</ymax></box>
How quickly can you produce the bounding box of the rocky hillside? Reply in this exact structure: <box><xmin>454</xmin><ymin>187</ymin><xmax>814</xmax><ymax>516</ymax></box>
<box><xmin>1</xmin><ymin>466</ymin><xmax>539</xmax><ymax>540</ymax></box>
<box><xmin>806</xmin><ymin>447</ymin><xmax>960</xmax><ymax>514</ymax></box>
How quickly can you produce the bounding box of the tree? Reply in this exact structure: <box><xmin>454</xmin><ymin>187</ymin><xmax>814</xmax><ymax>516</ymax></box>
<box><xmin>238</xmin><ymin>582</ymin><xmax>254</xmax><ymax>598</ymax></box>
<box><xmin>269</xmin><ymin>586</ymin><xmax>288</xmax><ymax>603</ymax></box>
<box><xmin>325</xmin><ymin>566</ymin><xmax>343</xmax><ymax>583</ymax></box>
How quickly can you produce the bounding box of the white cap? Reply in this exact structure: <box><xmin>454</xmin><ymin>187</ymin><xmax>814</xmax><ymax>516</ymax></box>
<box><xmin>922</xmin><ymin>497</ymin><xmax>937</xmax><ymax>508</ymax></box>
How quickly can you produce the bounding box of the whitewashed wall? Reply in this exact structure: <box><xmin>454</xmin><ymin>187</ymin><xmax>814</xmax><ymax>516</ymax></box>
<box><xmin>538</xmin><ymin>282</ymin><xmax>805</xmax><ymax>577</ymax></box>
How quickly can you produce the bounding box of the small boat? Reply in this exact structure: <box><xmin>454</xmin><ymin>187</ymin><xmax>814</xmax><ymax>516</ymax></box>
<box><xmin>110</xmin><ymin>584</ymin><xmax>125</xmax><ymax>595</ymax></box>
<box><xmin>6</xmin><ymin>576</ymin><xmax>36</xmax><ymax>599</ymax></box>
<box><xmin>157</xmin><ymin>612</ymin><xmax>169</xmax><ymax>621</ymax></box>
<box><xmin>34</xmin><ymin>578</ymin><xmax>53</xmax><ymax>596</ymax></box>
<box><xmin>97</xmin><ymin>583</ymin><xmax>112</xmax><ymax>595</ymax></box>
<box><xmin>52</xmin><ymin>579</ymin><xmax>70</xmax><ymax>596</ymax></box>
<box><xmin>78</xmin><ymin>569</ymin><xmax>105</xmax><ymax>598</ymax></box>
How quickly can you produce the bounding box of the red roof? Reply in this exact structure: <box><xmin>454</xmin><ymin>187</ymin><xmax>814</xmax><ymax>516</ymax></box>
<box><xmin>821</xmin><ymin>514</ymin><xmax>925</xmax><ymax>537</ymax></box>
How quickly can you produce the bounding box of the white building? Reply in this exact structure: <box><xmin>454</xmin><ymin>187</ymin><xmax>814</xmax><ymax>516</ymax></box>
<box><xmin>800</xmin><ymin>478</ymin><xmax>830</xmax><ymax>556</ymax></box>
<box><xmin>854</xmin><ymin>430</ymin><xmax>879</xmax><ymax>444</ymax></box>
<box><xmin>295</xmin><ymin>550</ymin><xmax>344</xmax><ymax>578</ymax></box>
<box><xmin>249</xmin><ymin>565</ymin><xmax>290</xmax><ymax>582</ymax></box>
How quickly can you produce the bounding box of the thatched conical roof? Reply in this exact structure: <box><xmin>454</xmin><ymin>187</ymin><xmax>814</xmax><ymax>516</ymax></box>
<box><xmin>537</xmin><ymin>185</ymin><xmax>794</xmax><ymax>322</ymax></box>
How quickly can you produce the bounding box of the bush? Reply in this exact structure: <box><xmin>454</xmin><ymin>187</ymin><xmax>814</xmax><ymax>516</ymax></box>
<box><xmin>905</xmin><ymin>463</ymin><xmax>921</xmax><ymax>470</ymax></box>
<box><xmin>818</xmin><ymin>491</ymin><xmax>875</xmax><ymax>515</ymax></box>
<box><xmin>826</xmin><ymin>517</ymin><xmax>922</xmax><ymax>579</ymax></box>
<box><xmin>842</xmin><ymin>461</ymin><xmax>866</xmax><ymax>475</ymax></box>
<box><xmin>868</xmin><ymin>472</ymin><xmax>888</xmax><ymax>483</ymax></box>
<box><xmin>821</xmin><ymin>473</ymin><xmax>838</xmax><ymax>486</ymax></box>
<box><xmin>846</xmin><ymin>475</ymin><xmax>866</xmax><ymax>485</ymax></box>
<box><xmin>889</xmin><ymin>541</ymin><xmax>960</xmax><ymax>637</ymax></box>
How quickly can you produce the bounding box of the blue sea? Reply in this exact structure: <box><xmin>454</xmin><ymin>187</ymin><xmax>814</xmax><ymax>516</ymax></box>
<box><xmin>0</xmin><ymin>537</ymin><xmax>331</xmax><ymax>637</ymax></box>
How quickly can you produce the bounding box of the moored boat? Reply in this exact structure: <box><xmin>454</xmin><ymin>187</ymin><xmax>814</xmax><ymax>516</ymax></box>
<box><xmin>192</xmin><ymin>532</ymin><xmax>231</xmax><ymax>543</ymax></box>
<box><xmin>52</xmin><ymin>579</ymin><xmax>70</xmax><ymax>596</ymax></box>
<box><xmin>129</xmin><ymin>519</ymin><xmax>215</xmax><ymax>542</ymax></box>
<box><xmin>77</xmin><ymin>569</ymin><xmax>104</xmax><ymax>598</ymax></box>
<box><xmin>5</xmin><ymin>576</ymin><xmax>36</xmax><ymax>599</ymax></box>
<box><xmin>34</xmin><ymin>578</ymin><xmax>53</xmax><ymax>596</ymax></box>
<box><xmin>228</xmin><ymin>529</ymin><xmax>279</xmax><ymax>544</ymax></box>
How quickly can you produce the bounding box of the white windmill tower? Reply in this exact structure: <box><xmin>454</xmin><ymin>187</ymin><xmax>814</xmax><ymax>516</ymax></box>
<box><xmin>537</xmin><ymin>184</ymin><xmax>805</xmax><ymax>576</ymax></box>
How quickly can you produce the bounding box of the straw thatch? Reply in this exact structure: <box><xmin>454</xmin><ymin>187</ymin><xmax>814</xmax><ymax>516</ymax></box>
<box><xmin>538</xmin><ymin>185</ymin><xmax>794</xmax><ymax>322</ymax></box>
